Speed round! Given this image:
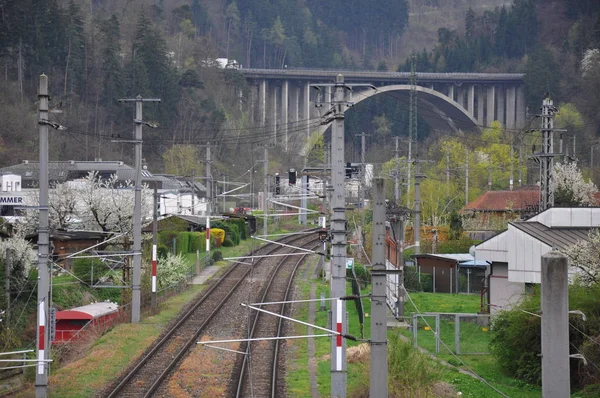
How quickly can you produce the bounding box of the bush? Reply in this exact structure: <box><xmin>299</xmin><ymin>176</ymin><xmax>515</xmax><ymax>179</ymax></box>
<box><xmin>222</xmin><ymin>238</ymin><xmax>234</xmax><ymax>247</ymax></box>
<box><xmin>157</xmin><ymin>244</ymin><xmax>169</xmax><ymax>258</ymax></box>
<box><xmin>211</xmin><ymin>228</ymin><xmax>225</xmax><ymax>247</ymax></box>
<box><xmin>157</xmin><ymin>253</ymin><xmax>188</xmax><ymax>289</ymax></box>
<box><xmin>347</xmin><ymin>263</ymin><xmax>370</xmax><ymax>288</ymax></box>
<box><xmin>404</xmin><ymin>266</ymin><xmax>433</xmax><ymax>292</ymax></box>
<box><xmin>176</xmin><ymin>232</ymin><xmax>190</xmax><ymax>254</ymax></box>
<box><xmin>158</xmin><ymin>230</ymin><xmax>179</xmax><ymax>247</ymax></box>
<box><xmin>211</xmin><ymin>250</ymin><xmax>223</xmax><ymax>262</ymax></box>
<box><xmin>489</xmin><ymin>291</ymin><xmax>542</xmax><ymax>385</ymax></box>
<box><xmin>189</xmin><ymin>232</ymin><xmax>204</xmax><ymax>252</ymax></box>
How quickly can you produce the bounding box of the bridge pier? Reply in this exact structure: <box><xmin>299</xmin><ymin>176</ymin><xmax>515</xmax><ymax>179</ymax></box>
<box><xmin>269</xmin><ymin>82</ymin><xmax>278</xmax><ymax>144</ymax></box>
<box><xmin>467</xmin><ymin>85</ymin><xmax>475</xmax><ymax>115</ymax></box>
<box><xmin>448</xmin><ymin>85</ymin><xmax>455</xmax><ymax>102</ymax></box>
<box><xmin>486</xmin><ymin>85</ymin><xmax>496</xmax><ymax>126</ymax></box>
<box><xmin>303</xmin><ymin>82</ymin><xmax>311</xmax><ymax>143</ymax></box>
<box><xmin>477</xmin><ymin>86</ymin><xmax>485</xmax><ymax>124</ymax></box>
<box><xmin>282</xmin><ymin>81</ymin><xmax>289</xmax><ymax>151</ymax></box>
<box><xmin>506</xmin><ymin>86</ymin><xmax>516</xmax><ymax>130</ymax></box>
<box><xmin>259</xmin><ymin>79</ymin><xmax>267</xmax><ymax>128</ymax></box>
<box><xmin>496</xmin><ymin>86</ymin><xmax>505</xmax><ymax>127</ymax></box>
<box><xmin>516</xmin><ymin>86</ymin><xmax>526</xmax><ymax>130</ymax></box>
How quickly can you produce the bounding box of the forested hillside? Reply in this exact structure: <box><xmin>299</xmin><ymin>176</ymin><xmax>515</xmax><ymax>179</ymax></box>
<box><xmin>0</xmin><ymin>0</ymin><xmax>599</xmax><ymax>181</ymax></box>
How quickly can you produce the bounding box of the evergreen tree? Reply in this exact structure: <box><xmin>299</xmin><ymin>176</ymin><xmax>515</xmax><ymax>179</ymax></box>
<box><xmin>100</xmin><ymin>15</ymin><xmax>124</xmax><ymax>115</ymax></box>
<box><xmin>62</xmin><ymin>1</ymin><xmax>86</xmax><ymax>97</ymax></box>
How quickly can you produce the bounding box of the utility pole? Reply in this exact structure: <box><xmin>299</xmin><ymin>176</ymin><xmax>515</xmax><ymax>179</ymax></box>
<box><xmin>465</xmin><ymin>149</ymin><xmax>469</xmax><ymax>205</ymax></box>
<box><xmin>190</xmin><ymin>169</ymin><xmax>195</xmax><ymax>215</ymax></box>
<box><xmin>539</xmin><ymin>97</ymin><xmax>558</xmax><ymax>210</ymax></box>
<box><xmin>330</xmin><ymin>75</ymin><xmax>347</xmax><ymax>398</ymax></box>
<box><xmin>445</xmin><ymin>147</ymin><xmax>450</xmax><ymax>198</ymax></box>
<box><xmin>356</xmin><ymin>132</ymin><xmax>370</xmax><ymax>245</ymax></box>
<box><xmin>393</xmin><ymin>137</ymin><xmax>401</xmax><ymax>203</ymax></box>
<box><xmin>510</xmin><ymin>139</ymin><xmax>514</xmax><ymax>191</ymax></box>
<box><xmin>151</xmin><ymin>184</ymin><xmax>158</xmax><ymax>311</ymax></box>
<box><xmin>370</xmin><ymin>178</ymin><xmax>387</xmax><ymax>398</ymax></box>
<box><xmin>407</xmin><ymin>53</ymin><xmax>418</xmax><ymax>207</ymax></box>
<box><xmin>386</xmin><ymin>203</ymin><xmax>412</xmax><ymax>318</ymax></box>
<box><xmin>414</xmin><ymin>172</ymin><xmax>424</xmax><ymax>255</ymax></box>
<box><xmin>36</xmin><ymin>74</ymin><xmax>51</xmax><ymax>398</ymax></box>
<box><xmin>312</xmin><ymin>76</ymin><xmax>374</xmax><ymax>398</ymax></box>
<box><xmin>118</xmin><ymin>95</ymin><xmax>161</xmax><ymax>324</ymax></box>
<box><xmin>205</xmin><ymin>143</ymin><xmax>212</xmax><ymax>216</ymax></box>
<box><xmin>263</xmin><ymin>145</ymin><xmax>269</xmax><ymax>236</ymax></box>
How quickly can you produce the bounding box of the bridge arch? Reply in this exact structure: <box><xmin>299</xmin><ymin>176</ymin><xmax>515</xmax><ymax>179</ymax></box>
<box><xmin>316</xmin><ymin>84</ymin><xmax>480</xmax><ymax>137</ymax></box>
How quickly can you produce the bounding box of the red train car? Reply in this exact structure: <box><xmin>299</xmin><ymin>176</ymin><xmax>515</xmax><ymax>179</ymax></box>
<box><xmin>53</xmin><ymin>302</ymin><xmax>119</xmax><ymax>344</ymax></box>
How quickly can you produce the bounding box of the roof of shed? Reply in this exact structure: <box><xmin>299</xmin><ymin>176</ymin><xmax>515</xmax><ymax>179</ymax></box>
<box><xmin>55</xmin><ymin>302</ymin><xmax>119</xmax><ymax>320</ymax></box>
<box><xmin>509</xmin><ymin>221</ymin><xmax>595</xmax><ymax>249</ymax></box>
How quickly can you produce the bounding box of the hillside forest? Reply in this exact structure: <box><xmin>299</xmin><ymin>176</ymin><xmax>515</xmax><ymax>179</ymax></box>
<box><xmin>0</xmin><ymin>0</ymin><xmax>599</xmax><ymax>213</ymax></box>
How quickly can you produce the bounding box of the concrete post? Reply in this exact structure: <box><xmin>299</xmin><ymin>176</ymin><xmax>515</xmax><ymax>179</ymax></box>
<box><xmin>132</xmin><ymin>98</ymin><xmax>143</xmax><ymax>323</ymax></box>
<box><xmin>290</xmin><ymin>84</ymin><xmax>299</xmax><ymax>135</ymax></box>
<box><xmin>300</xmin><ymin>174</ymin><xmax>308</xmax><ymax>225</ymax></box>
<box><xmin>152</xmin><ymin>184</ymin><xmax>158</xmax><ymax>310</ymax></box>
<box><xmin>370</xmin><ymin>178</ymin><xmax>388</xmax><ymax>398</ymax></box>
<box><xmin>414</xmin><ymin>174</ymin><xmax>423</xmax><ymax>255</ymax></box>
<box><xmin>263</xmin><ymin>146</ymin><xmax>269</xmax><ymax>236</ymax></box>
<box><xmin>506</xmin><ymin>86</ymin><xmax>516</xmax><ymax>130</ymax></box>
<box><xmin>448</xmin><ymin>84</ymin><xmax>455</xmax><ymax>102</ymax></box>
<box><xmin>269</xmin><ymin>83</ymin><xmax>278</xmax><ymax>144</ymax></box>
<box><xmin>496</xmin><ymin>86</ymin><xmax>505</xmax><ymax>127</ymax></box>
<box><xmin>467</xmin><ymin>84</ymin><xmax>475</xmax><ymax>115</ymax></box>
<box><xmin>304</xmin><ymin>82</ymin><xmax>311</xmax><ymax>141</ymax></box>
<box><xmin>541</xmin><ymin>252</ymin><xmax>570</xmax><ymax>398</ymax></box>
<box><xmin>282</xmin><ymin>80</ymin><xmax>289</xmax><ymax>151</ymax></box>
<box><xmin>457</xmin><ymin>86</ymin><xmax>465</xmax><ymax>108</ymax></box>
<box><xmin>259</xmin><ymin>79</ymin><xmax>267</xmax><ymax>127</ymax></box>
<box><xmin>36</xmin><ymin>74</ymin><xmax>50</xmax><ymax>398</ymax></box>
<box><xmin>486</xmin><ymin>85</ymin><xmax>496</xmax><ymax>126</ymax></box>
<box><xmin>516</xmin><ymin>85</ymin><xmax>526</xmax><ymax>129</ymax></box>
<box><xmin>477</xmin><ymin>86</ymin><xmax>485</xmax><ymax>123</ymax></box>
<box><xmin>330</xmin><ymin>74</ymin><xmax>347</xmax><ymax>397</ymax></box>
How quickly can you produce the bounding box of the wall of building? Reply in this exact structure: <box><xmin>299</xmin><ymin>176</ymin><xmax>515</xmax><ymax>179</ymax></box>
<box><xmin>489</xmin><ymin>262</ymin><xmax>525</xmax><ymax>314</ymax></box>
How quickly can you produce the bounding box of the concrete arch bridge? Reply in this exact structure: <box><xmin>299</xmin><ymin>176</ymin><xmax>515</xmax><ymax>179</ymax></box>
<box><xmin>239</xmin><ymin>68</ymin><xmax>526</xmax><ymax>152</ymax></box>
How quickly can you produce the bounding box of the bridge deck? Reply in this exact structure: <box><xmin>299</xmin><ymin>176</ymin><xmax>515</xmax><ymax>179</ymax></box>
<box><xmin>239</xmin><ymin>68</ymin><xmax>524</xmax><ymax>84</ymax></box>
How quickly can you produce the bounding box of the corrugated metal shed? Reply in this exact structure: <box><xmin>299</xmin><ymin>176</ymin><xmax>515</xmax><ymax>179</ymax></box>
<box><xmin>510</xmin><ymin>221</ymin><xmax>592</xmax><ymax>249</ymax></box>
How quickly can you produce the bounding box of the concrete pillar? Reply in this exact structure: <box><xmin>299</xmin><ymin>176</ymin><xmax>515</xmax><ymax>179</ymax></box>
<box><xmin>477</xmin><ymin>86</ymin><xmax>485</xmax><ymax>124</ymax></box>
<box><xmin>516</xmin><ymin>85</ymin><xmax>526</xmax><ymax>129</ymax></box>
<box><xmin>303</xmin><ymin>82</ymin><xmax>311</xmax><ymax>141</ymax></box>
<box><xmin>269</xmin><ymin>82</ymin><xmax>278</xmax><ymax>144</ymax></box>
<box><xmin>448</xmin><ymin>84</ymin><xmax>455</xmax><ymax>102</ymax></box>
<box><xmin>467</xmin><ymin>84</ymin><xmax>475</xmax><ymax>115</ymax></box>
<box><xmin>282</xmin><ymin>80</ymin><xmax>289</xmax><ymax>152</ymax></box>
<box><xmin>249</xmin><ymin>84</ymin><xmax>258</xmax><ymax>125</ymax></box>
<box><xmin>486</xmin><ymin>85</ymin><xmax>496</xmax><ymax>126</ymax></box>
<box><xmin>541</xmin><ymin>252</ymin><xmax>570</xmax><ymax>398</ymax></box>
<box><xmin>496</xmin><ymin>86</ymin><xmax>505</xmax><ymax>127</ymax></box>
<box><xmin>259</xmin><ymin>79</ymin><xmax>267</xmax><ymax>127</ymax></box>
<box><xmin>506</xmin><ymin>86</ymin><xmax>516</xmax><ymax>130</ymax></box>
<box><xmin>457</xmin><ymin>86</ymin><xmax>465</xmax><ymax>108</ymax></box>
<box><xmin>290</xmin><ymin>84</ymin><xmax>299</xmax><ymax>135</ymax></box>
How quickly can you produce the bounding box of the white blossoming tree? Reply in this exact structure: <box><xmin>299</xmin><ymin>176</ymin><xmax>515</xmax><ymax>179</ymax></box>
<box><xmin>559</xmin><ymin>229</ymin><xmax>600</xmax><ymax>286</ymax></box>
<box><xmin>552</xmin><ymin>162</ymin><xmax>598</xmax><ymax>207</ymax></box>
<box><xmin>15</xmin><ymin>171</ymin><xmax>152</xmax><ymax>236</ymax></box>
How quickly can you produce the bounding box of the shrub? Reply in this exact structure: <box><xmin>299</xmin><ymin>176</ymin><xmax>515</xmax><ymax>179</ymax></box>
<box><xmin>211</xmin><ymin>250</ymin><xmax>223</xmax><ymax>262</ymax></box>
<box><xmin>157</xmin><ymin>244</ymin><xmax>169</xmax><ymax>258</ymax></box>
<box><xmin>211</xmin><ymin>228</ymin><xmax>225</xmax><ymax>247</ymax></box>
<box><xmin>189</xmin><ymin>232</ymin><xmax>204</xmax><ymax>252</ymax></box>
<box><xmin>158</xmin><ymin>230</ymin><xmax>179</xmax><ymax>247</ymax></box>
<box><xmin>222</xmin><ymin>238</ymin><xmax>234</xmax><ymax>247</ymax></box>
<box><xmin>157</xmin><ymin>253</ymin><xmax>188</xmax><ymax>289</ymax></box>
<box><xmin>348</xmin><ymin>263</ymin><xmax>370</xmax><ymax>288</ymax></box>
<box><xmin>404</xmin><ymin>266</ymin><xmax>433</xmax><ymax>292</ymax></box>
<box><xmin>489</xmin><ymin>291</ymin><xmax>542</xmax><ymax>385</ymax></box>
<box><xmin>176</xmin><ymin>231</ymin><xmax>190</xmax><ymax>254</ymax></box>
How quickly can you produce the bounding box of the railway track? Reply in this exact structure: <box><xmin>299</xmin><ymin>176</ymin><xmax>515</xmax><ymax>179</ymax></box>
<box><xmin>103</xmin><ymin>230</ymin><xmax>320</xmax><ymax>398</ymax></box>
<box><xmin>231</xmin><ymin>241</ymin><xmax>320</xmax><ymax>397</ymax></box>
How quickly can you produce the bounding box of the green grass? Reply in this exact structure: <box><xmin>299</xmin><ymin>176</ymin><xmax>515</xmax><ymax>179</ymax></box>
<box><xmin>40</xmin><ymin>284</ymin><xmax>205</xmax><ymax>398</ymax></box>
<box><xmin>287</xmin><ymin>283</ymin><xmax>542</xmax><ymax>397</ymax></box>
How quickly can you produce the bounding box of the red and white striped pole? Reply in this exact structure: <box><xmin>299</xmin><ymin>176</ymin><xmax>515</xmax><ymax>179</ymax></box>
<box><xmin>206</xmin><ymin>216</ymin><xmax>210</xmax><ymax>253</ymax></box>
<box><xmin>151</xmin><ymin>245</ymin><xmax>157</xmax><ymax>295</ymax></box>
<box><xmin>37</xmin><ymin>300</ymin><xmax>46</xmax><ymax>376</ymax></box>
<box><xmin>335</xmin><ymin>298</ymin><xmax>343</xmax><ymax>371</ymax></box>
